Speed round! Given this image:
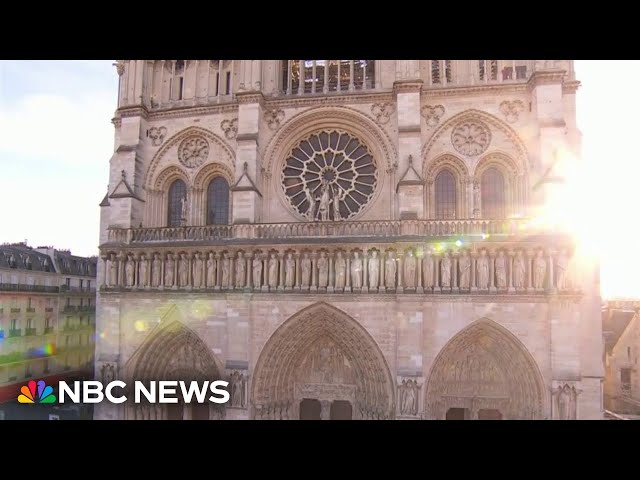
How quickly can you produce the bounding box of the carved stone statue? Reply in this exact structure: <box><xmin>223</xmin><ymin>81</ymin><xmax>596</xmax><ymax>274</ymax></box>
<box><xmin>335</xmin><ymin>251</ymin><xmax>346</xmax><ymax>288</ymax></box>
<box><xmin>268</xmin><ymin>253</ymin><xmax>278</xmax><ymax>288</ymax></box>
<box><xmin>164</xmin><ymin>254</ymin><xmax>174</xmax><ymax>287</ymax></box>
<box><xmin>301</xmin><ymin>253</ymin><xmax>311</xmax><ymax>287</ymax></box>
<box><xmin>404</xmin><ymin>252</ymin><xmax>416</xmax><ymax>288</ymax></box>
<box><xmin>125</xmin><ymin>255</ymin><xmax>134</xmax><ymax>287</ymax></box>
<box><xmin>513</xmin><ymin>250</ymin><xmax>526</xmax><ymax>289</ymax></box>
<box><xmin>351</xmin><ymin>252</ymin><xmax>362</xmax><ymax>289</ymax></box>
<box><xmin>109</xmin><ymin>254</ymin><xmax>118</xmax><ymax>287</ymax></box>
<box><xmin>459</xmin><ymin>251</ymin><xmax>471</xmax><ymax>289</ymax></box>
<box><xmin>441</xmin><ymin>253</ymin><xmax>451</xmax><ymax>288</ymax></box>
<box><xmin>138</xmin><ymin>254</ymin><xmax>148</xmax><ymax>287</ymax></box>
<box><xmin>221</xmin><ymin>254</ymin><xmax>231</xmax><ymax>289</ymax></box>
<box><xmin>368</xmin><ymin>250</ymin><xmax>379</xmax><ymax>289</ymax></box>
<box><xmin>152</xmin><ymin>254</ymin><xmax>161</xmax><ymax>287</ymax></box>
<box><xmin>179</xmin><ymin>253</ymin><xmax>189</xmax><ymax>287</ymax></box>
<box><xmin>332</xmin><ymin>185</ymin><xmax>346</xmax><ymax>221</ymax></box>
<box><xmin>495</xmin><ymin>251</ymin><xmax>507</xmax><ymax>289</ymax></box>
<box><xmin>399</xmin><ymin>379</ymin><xmax>419</xmax><ymax>416</ymax></box>
<box><xmin>285</xmin><ymin>253</ymin><xmax>295</xmax><ymax>287</ymax></box>
<box><xmin>534</xmin><ymin>250</ymin><xmax>546</xmax><ymax>289</ymax></box>
<box><xmin>305</xmin><ymin>188</ymin><xmax>316</xmax><ymax>221</ymax></box>
<box><xmin>206</xmin><ymin>253</ymin><xmax>216</xmax><ymax>287</ymax></box>
<box><xmin>229</xmin><ymin>371</ymin><xmax>245</xmax><ymax>408</ymax></box>
<box><xmin>317</xmin><ymin>252</ymin><xmax>329</xmax><ymax>287</ymax></box>
<box><xmin>180</xmin><ymin>196</ymin><xmax>187</xmax><ymax>221</ymax></box>
<box><xmin>317</xmin><ymin>181</ymin><xmax>331</xmax><ymax>222</ymax></box>
<box><xmin>252</xmin><ymin>255</ymin><xmax>262</xmax><ymax>288</ymax></box>
<box><xmin>422</xmin><ymin>252</ymin><xmax>434</xmax><ymax>288</ymax></box>
<box><xmin>235</xmin><ymin>252</ymin><xmax>246</xmax><ymax>288</ymax></box>
<box><xmin>477</xmin><ymin>250</ymin><xmax>489</xmax><ymax>289</ymax></box>
<box><xmin>385</xmin><ymin>252</ymin><xmax>396</xmax><ymax>288</ymax></box>
<box><xmin>193</xmin><ymin>253</ymin><xmax>204</xmax><ymax>288</ymax></box>
<box><xmin>553</xmin><ymin>384</ymin><xmax>578</xmax><ymax>420</ymax></box>
<box><xmin>556</xmin><ymin>249</ymin><xmax>568</xmax><ymax>290</ymax></box>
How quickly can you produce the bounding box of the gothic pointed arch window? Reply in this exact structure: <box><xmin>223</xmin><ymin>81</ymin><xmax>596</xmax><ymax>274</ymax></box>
<box><xmin>434</xmin><ymin>169</ymin><xmax>457</xmax><ymax>219</ymax></box>
<box><xmin>206</xmin><ymin>177</ymin><xmax>230</xmax><ymax>225</ymax></box>
<box><xmin>167</xmin><ymin>179</ymin><xmax>187</xmax><ymax>227</ymax></box>
<box><xmin>481</xmin><ymin>167</ymin><xmax>506</xmax><ymax>219</ymax></box>
<box><xmin>281</xmin><ymin>60</ymin><xmax>375</xmax><ymax>95</ymax></box>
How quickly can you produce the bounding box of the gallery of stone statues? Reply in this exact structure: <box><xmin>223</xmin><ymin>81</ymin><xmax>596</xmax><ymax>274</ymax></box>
<box><xmin>94</xmin><ymin>60</ymin><xmax>603</xmax><ymax>420</ymax></box>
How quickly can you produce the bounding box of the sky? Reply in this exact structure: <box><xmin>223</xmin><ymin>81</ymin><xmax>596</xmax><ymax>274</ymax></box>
<box><xmin>0</xmin><ymin>60</ymin><xmax>637</xmax><ymax>299</ymax></box>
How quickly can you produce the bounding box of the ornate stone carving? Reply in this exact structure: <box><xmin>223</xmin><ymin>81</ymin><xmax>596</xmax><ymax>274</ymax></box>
<box><xmin>221</xmin><ymin>254</ymin><xmax>231</xmax><ymax>289</ymax></box>
<box><xmin>451</xmin><ymin>121</ymin><xmax>491</xmax><ymax>156</ymax></box>
<box><xmin>385</xmin><ymin>252</ymin><xmax>396</xmax><ymax>288</ymax></box>
<box><xmin>556</xmin><ymin>249</ymin><xmax>568</xmax><ymax>291</ymax></box>
<box><xmin>281</xmin><ymin>130</ymin><xmax>378</xmax><ymax>221</ymax></box>
<box><xmin>459</xmin><ymin>251</ymin><xmax>471</xmax><ymax>289</ymax></box>
<box><xmin>125</xmin><ymin>254</ymin><xmax>135</xmax><ymax>287</ymax></box>
<box><xmin>513</xmin><ymin>250</ymin><xmax>526</xmax><ymax>289</ymax></box>
<box><xmin>441</xmin><ymin>253</ymin><xmax>451</xmax><ymax>288</ymax></box>
<box><xmin>422</xmin><ymin>252</ymin><xmax>434</xmax><ymax>288</ymax></box>
<box><xmin>552</xmin><ymin>383</ymin><xmax>580</xmax><ymax>420</ymax></box>
<box><xmin>100</xmin><ymin>363</ymin><xmax>117</xmax><ymax>384</ymax></box>
<box><xmin>178</xmin><ymin>135</ymin><xmax>209</xmax><ymax>169</ymax></box>
<box><xmin>206</xmin><ymin>253</ymin><xmax>216</xmax><ymax>288</ymax></box>
<box><xmin>317</xmin><ymin>252</ymin><xmax>329</xmax><ymax>288</ymax></box>
<box><xmin>335</xmin><ymin>251</ymin><xmax>346</xmax><ymax>289</ymax></box>
<box><xmin>235</xmin><ymin>252</ymin><xmax>246</xmax><ymax>288</ymax></box>
<box><xmin>368</xmin><ymin>250</ymin><xmax>380</xmax><ymax>289</ymax></box>
<box><xmin>499</xmin><ymin>100</ymin><xmax>525</xmax><ymax>123</ymax></box>
<box><xmin>164</xmin><ymin>254</ymin><xmax>174</xmax><ymax>287</ymax></box>
<box><xmin>421</xmin><ymin>104</ymin><xmax>445</xmax><ymax>128</ymax></box>
<box><xmin>264</xmin><ymin>108</ymin><xmax>285</xmax><ymax>130</ymax></box>
<box><xmin>473</xmin><ymin>181</ymin><xmax>481</xmax><ymax>217</ymax></box>
<box><xmin>193</xmin><ymin>253</ymin><xmax>204</xmax><ymax>288</ymax></box>
<box><xmin>220</xmin><ymin>118</ymin><xmax>238</xmax><ymax>140</ymax></box>
<box><xmin>398</xmin><ymin>378</ymin><xmax>420</xmax><ymax>416</ymax></box>
<box><xmin>138</xmin><ymin>253</ymin><xmax>148</xmax><ymax>287</ymax></box>
<box><xmin>179</xmin><ymin>254</ymin><xmax>189</xmax><ymax>287</ymax></box>
<box><xmin>152</xmin><ymin>254</ymin><xmax>162</xmax><ymax>287</ymax></box>
<box><xmin>252</xmin><ymin>255</ymin><xmax>263</xmax><ymax>288</ymax></box>
<box><xmin>301</xmin><ymin>253</ymin><xmax>312</xmax><ymax>288</ymax></box>
<box><xmin>108</xmin><ymin>253</ymin><xmax>118</xmax><ymax>287</ymax></box>
<box><xmin>350</xmin><ymin>252</ymin><xmax>363</xmax><ymax>289</ymax></box>
<box><xmin>404</xmin><ymin>252</ymin><xmax>416</xmax><ymax>288</ymax></box>
<box><xmin>228</xmin><ymin>371</ymin><xmax>247</xmax><ymax>408</ymax></box>
<box><xmin>495</xmin><ymin>251</ymin><xmax>507</xmax><ymax>289</ymax></box>
<box><xmin>268</xmin><ymin>253</ymin><xmax>279</xmax><ymax>288</ymax></box>
<box><xmin>533</xmin><ymin>251</ymin><xmax>546</xmax><ymax>289</ymax></box>
<box><xmin>148</xmin><ymin>126</ymin><xmax>167</xmax><ymax>146</ymax></box>
<box><xmin>371</xmin><ymin>102</ymin><xmax>395</xmax><ymax>125</ymax></box>
<box><xmin>285</xmin><ymin>253</ymin><xmax>295</xmax><ymax>288</ymax></box>
<box><xmin>477</xmin><ymin>250</ymin><xmax>489</xmax><ymax>289</ymax></box>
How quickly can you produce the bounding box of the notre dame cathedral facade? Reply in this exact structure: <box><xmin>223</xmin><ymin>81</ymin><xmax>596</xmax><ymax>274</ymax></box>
<box><xmin>94</xmin><ymin>60</ymin><xmax>603</xmax><ymax>420</ymax></box>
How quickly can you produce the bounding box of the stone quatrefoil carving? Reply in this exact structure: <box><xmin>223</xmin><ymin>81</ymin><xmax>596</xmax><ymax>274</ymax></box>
<box><xmin>148</xmin><ymin>126</ymin><xmax>167</xmax><ymax>146</ymax></box>
<box><xmin>178</xmin><ymin>135</ymin><xmax>210</xmax><ymax>168</ymax></box>
<box><xmin>281</xmin><ymin>130</ymin><xmax>378</xmax><ymax>221</ymax></box>
<box><xmin>421</xmin><ymin>105</ymin><xmax>445</xmax><ymax>128</ymax></box>
<box><xmin>265</xmin><ymin>109</ymin><xmax>285</xmax><ymax>130</ymax></box>
<box><xmin>451</xmin><ymin>121</ymin><xmax>491</xmax><ymax>156</ymax></box>
<box><xmin>220</xmin><ymin>118</ymin><xmax>238</xmax><ymax>140</ymax></box>
<box><xmin>499</xmin><ymin>100</ymin><xmax>525</xmax><ymax>123</ymax></box>
<box><xmin>370</xmin><ymin>103</ymin><xmax>395</xmax><ymax>125</ymax></box>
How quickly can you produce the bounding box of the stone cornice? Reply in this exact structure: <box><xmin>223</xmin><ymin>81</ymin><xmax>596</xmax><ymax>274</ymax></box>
<box><xmin>563</xmin><ymin>80</ymin><xmax>581</xmax><ymax>94</ymax></box>
<box><xmin>235</xmin><ymin>91</ymin><xmax>265</xmax><ymax>105</ymax></box>
<box><xmin>527</xmin><ymin>71</ymin><xmax>567</xmax><ymax>88</ymax></box>
<box><xmin>265</xmin><ymin>91</ymin><xmax>396</xmax><ymax>109</ymax></box>
<box><xmin>393</xmin><ymin>80</ymin><xmax>424</xmax><ymax>94</ymax></box>
<box><xmin>421</xmin><ymin>82</ymin><xmax>529</xmax><ymax>99</ymax></box>
<box><xmin>117</xmin><ymin>105</ymin><xmax>149</xmax><ymax>119</ymax></box>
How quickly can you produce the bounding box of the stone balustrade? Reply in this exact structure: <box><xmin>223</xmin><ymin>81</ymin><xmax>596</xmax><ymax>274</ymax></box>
<box><xmin>106</xmin><ymin>218</ymin><xmax>536</xmax><ymax>246</ymax></box>
<box><xmin>100</xmin><ymin>242</ymin><xmax>578</xmax><ymax>295</ymax></box>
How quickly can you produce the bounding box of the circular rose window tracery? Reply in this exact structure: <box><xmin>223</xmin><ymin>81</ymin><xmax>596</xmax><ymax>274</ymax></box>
<box><xmin>178</xmin><ymin>135</ymin><xmax>210</xmax><ymax>168</ymax></box>
<box><xmin>451</xmin><ymin>121</ymin><xmax>491</xmax><ymax>156</ymax></box>
<box><xmin>281</xmin><ymin>130</ymin><xmax>378</xmax><ymax>221</ymax></box>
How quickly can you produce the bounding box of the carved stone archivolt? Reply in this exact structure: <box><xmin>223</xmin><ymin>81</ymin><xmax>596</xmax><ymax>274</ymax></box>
<box><xmin>371</xmin><ymin>102</ymin><xmax>395</xmax><ymax>125</ymax></box>
<box><xmin>424</xmin><ymin>320</ymin><xmax>546</xmax><ymax>420</ymax></box>
<box><xmin>251</xmin><ymin>302</ymin><xmax>395</xmax><ymax>420</ymax></box>
<box><xmin>451</xmin><ymin>120</ymin><xmax>491</xmax><ymax>157</ymax></box>
<box><xmin>220</xmin><ymin>118</ymin><xmax>238</xmax><ymax>140</ymax></box>
<box><xmin>421</xmin><ymin>104</ymin><xmax>445</xmax><ymax>128</ymax></box>
<box><xmin>499</xmin><ymin>100</ymin><xmax>525</xmax><ymax>124</ymax></box>
<box><xmin>148</xmin><ymin>126</ymin><xmax>168</xmax><ymax>146</ymax></box>
<box><xmin>178</xmin><ymin>135</ymin><xmax>210</xmax><ymax>169</ymax></box>
<box><xmin>281</xmin><ymin>130</ymin><xmax>378</xmax><ymax>221</ymax></box>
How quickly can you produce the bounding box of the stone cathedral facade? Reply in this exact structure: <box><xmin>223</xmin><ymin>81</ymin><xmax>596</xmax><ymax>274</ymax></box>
<box><xmin>95</xmin><ymin>60</ymin><xmax>603</xmax><ymax>420</ymax></box>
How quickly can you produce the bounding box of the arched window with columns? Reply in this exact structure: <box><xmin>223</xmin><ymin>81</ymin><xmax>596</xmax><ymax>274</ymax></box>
<box><xmin>167</xmin><ymin>179</ymin><xmax>187</xmax><ymax>227</ymax></box>
<box><xmin>481</xmin><ymin>167</ymin><xmax>506</xmax><ymax>219</ymax></box>
<box><xmin>206</xmin><ymin>177</ymin><xmax>230</xmax><ymax>225</ymax></box>
<box><xmin>434</xmin><ymin>170</ymin><xmax>457</xmax><ymax>219</ymax></box>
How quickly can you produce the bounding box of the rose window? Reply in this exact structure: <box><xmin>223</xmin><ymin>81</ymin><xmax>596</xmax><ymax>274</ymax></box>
<box><xmin>178</xmin><ymin>135</ymin><xmax>210</xmax><ymax>168</ymax></box>
<box><xmin>282</xmin><ymin>130</ymin><xmax>378</xmax><ymax>221</ymax></box>
<box><xmin>451</xmin><ymin>121</ymin><xmax>491</xmax><ymax>156</ymax></box>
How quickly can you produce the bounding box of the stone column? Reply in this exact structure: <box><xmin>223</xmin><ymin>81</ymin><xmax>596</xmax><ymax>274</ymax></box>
<box><xmin>261</xmin><ymin>254</ymin><xmax>269</xmax><ymax>292</ymax></box>
<box><xmin>489</xmin><ymin>250</ymin><xmax>496</xmax><ymax>293</ymax></box>
<box><xmin>172</xmin><ymin>254</ymin><xmax>179</xmax><ymax>290</ymax></box>
<box><xmin>526</xmin><ymin>249</ymin><xmax>535</xmax><ymax>293</ymax></box>
<box><xmin>294</xmin><ymin>252</ymin><xmax>301</xmax><ymax>291</ymax></box>
<box><xmin>451</xmin><ymin>253</ymin><xmax>459</xmax><ymax>293</ymax></box>
<box><xmin>117</xmin><ymin>252</ymin><xmax>125</xmax><ymax>287</ymax></box>
<box><xmin>245</xmin><ymin>254</ymin><xmax>252</xmax><ymax>292</ymax></box>
<box><xmin>433</xmin><ymin>255</ymin><xmax>441</xmax><ymax>293</ymax></box>
<box><xmin>547</xmin><ymin>249</ymin><xmax>556</xmax><ymax>294</ymax></box>
<box><xmin>310</xmin><ymin>253</ymin><xmax>317</xmax><ymax>292</ymax></box>
<box><xmin>379</xmin><ymin>250</ymin><xmax>386</xmax><ymax>293</ymax></box>
<box><xmin>213</xmin><ymin>253</ymin><xmax>221</xmax><ymax>291</ymax></box>
<box><xmin>470</xmin><ymin>251</ymin><xmax>478</xmax><ymax>293</ymax></box>
<box><xmin>160</xmin><ymin>253</ymin><xmax>166</xmax><ymax>290</ymax></box>
<box><xmin>101</xmin><ymin>254</ymin><xmax>109</xmax><ymax>287</ymax></box>
<box><xmin>327</xmin><ymin>251</ymin><xmax>335</xmax><ymax>293</ymax></box>
<box><xmin>397</xmin><ymin>253</ymin><xmax>404</xmax><ymax>294</ymax></box>
<box><xmin>277</xmin><ymin>252</ymin><xmax>285</xmax><ymax>292</ymax></box>
<box><xmin>362</xmin><ymin>252</ymin><xmax>368</xmax><ymax>293</ymax></box>
<box><xmin>345</xmin><ymin>255</ymin><xmax>351</xmax><ymax>293</ymax></box>
<box><xmin>187</xmin><ymin>253</ymin><xmax>194</xmax><ymax>291</ymax></box>
<box><xmin>508</xmin><ymin>249</ymin><xmax>515</xmax><ymax>293</ymax></box>
<box><xmin>416</xmin><ymin>251</ymin><xmax>424</xmax><ymax>294</ymax></box>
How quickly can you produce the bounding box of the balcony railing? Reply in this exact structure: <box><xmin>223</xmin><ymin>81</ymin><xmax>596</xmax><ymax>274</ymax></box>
<box><xmin>106</xmin><ymin>218</ymin><xmax>535</xmax><ymax>246</ymax></box>
<box><xmin>10</xmin><ymin>308</ymin><xmax>20</xmax><ymax>313</ymax></box>
<box><xmin>8</xmin><ymin>329</ymin><xmax>21</xmax><ymax>338</ymax></box>
<box><xmin>63</xmin><ymin>305</ymin><xmax>77</xmax><ymax>313</ymax></box>
<box><xmin>78</xmin><ymin>305</ymin><xmax>96</xmax><ymax>312</ymax></box>
<box><xmin>44</xmin><ymin>326</ymin><xmax>55</xmax><ymax>334</ymax></box>
<box><xmin>0</xmin><ymin>283</ymin><xmax>59</xmax><ymax>293</ymax></box>
<box><xmin>26</xmin><ymin>308</ymin><xmax>35</xmax><ymax>313</ymax></box>
<box><xmin>60</xmin><ymin>285</ymin><xmax>97</xmax><ymax>294</ymax></box>
<box><xmin>45</xmin><ymin>307</ymin><xmax>54</xmax><ymax>313</ymax></box>
<box><xmin>25</xmin><ymin>328</ymin><xmax>37</xmax><ymax>336</ymax></box>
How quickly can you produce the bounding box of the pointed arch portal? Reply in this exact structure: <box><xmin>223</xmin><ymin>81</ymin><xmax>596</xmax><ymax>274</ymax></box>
<box><xmin>424</xmin><ymin>320</ymin><xmax>546</xmax><ymax>420</ymax></box>
<box><xmin>124</xmin><ymin>320</ymin><xmax>224</xmax><ymax>420</ymax></box>
<box><xmin>251</xmin><ymin>303</ymin><xmax>395</xmax><ymax>420</ymax></box>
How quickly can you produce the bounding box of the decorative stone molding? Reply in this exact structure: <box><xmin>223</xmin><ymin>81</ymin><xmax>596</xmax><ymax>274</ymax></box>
<box><xmin>421</xmin><ymin>104</ymin><xmax>445</xmax><ymax>128</ymax></box>
<box><xmin>220</xmin><ymin>118</ymin><xmax>238</xmax><ymax>140</ymax></box>
<box><xmin>266</xmin><ymin>92</ymin><xmax>395</xmax><ymax>110</ymax></box>
<box><xmin>451</xmin><ymin>120</ymin><xmax>491</xmax><ymax>157</ymax></box>
<box><xmin>424</xmin><ymin>154</ymin><xmax>470</xmax><ymax>184</ymax></box>
<box><xmin>370</xmin><ymin>102</ymin><xmax>395</xmax><ymax>125</ymax></box>
<box><xmin>193</xmin><ymin>162</ymin><xmax>235</xmax><ymax>189</ymax></box>
<box><xmin>264</xmin><ymin>108</ymin><xmax>286</xmax><ymax>130</ymax></box>
<box><xmin>499</xmin><ymin>100</ymin><xmax>525</xmax><ymax>123</ymax></box>
<box><xmin>148</xmin><ymin>126</ymin><xmax>167</xmax><ymax>146</ymax></box>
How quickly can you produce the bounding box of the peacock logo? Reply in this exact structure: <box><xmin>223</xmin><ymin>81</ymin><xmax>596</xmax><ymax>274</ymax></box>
<box><xmin>18</xmin><ymin>380</ymin><xmax>57</xmax><ymax>404</ymax></box>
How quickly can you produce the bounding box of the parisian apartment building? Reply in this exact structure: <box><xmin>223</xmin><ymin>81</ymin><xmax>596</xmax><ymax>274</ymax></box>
<box><xmin>0</xmin><ymin>243</ymin><xmax>97</xmax><ymax>419</ymax></box>
<box><xmin>95</xmin><ymin>60</ymin><xmax>602</xmax><ymax>420</ymax></box>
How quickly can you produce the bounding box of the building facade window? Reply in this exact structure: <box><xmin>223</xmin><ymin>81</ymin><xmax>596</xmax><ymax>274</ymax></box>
<box><xmin>167</xmin><ymin>179</ymin><xmax>187</xmax><ymax>227</ymax></box>
<box><xmin>434</xmin><ymin>170</ymin><xmax>457</xmax><ymax>219</ymax></box>
<box><xmin>281</xmin><ymin>60</ymin><xmax>375</xmax><ymax>95</ymax></box>
<box><xmin>206</xmin><ymin>178</ymin><xmax>230</xmax><ymax>225</ymax></box>
<box><xmin>481</xmin><ymin>167</ymin><xmax>506</xmax><ymax>219</ymax></box>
